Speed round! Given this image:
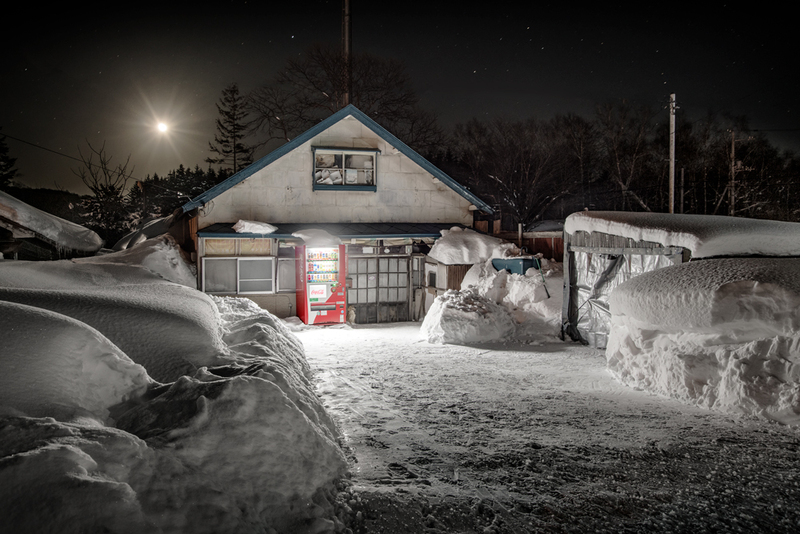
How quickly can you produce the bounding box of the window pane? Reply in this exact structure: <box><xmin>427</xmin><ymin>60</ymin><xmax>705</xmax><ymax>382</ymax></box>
<box><xmin>239</xmin><ymin>239</ymin><xmax>271</xmax><ymax>255</ymax></box>
<box><xmin>277</xmin><ymin>259</ymin><xmax>296</xmax><ymax>292</ymax></box>
<box><xmin>204</xmin><ymin>259</ymin><xmax>237</xmax><ymax>292</ymax></box>
<box><xmin>240</xmin><ymin>259</ymin><xmax>272</xmax><ymax>280</ymax></box>
<box><xmin>240</xmin><ymin>280</ymin><xmax>273</xmax><ymax>292</ymax></box>
<box><xmin>204</xmin><ymin>239</ymin><xmax>236</xmax><ymax>256</ymax></box>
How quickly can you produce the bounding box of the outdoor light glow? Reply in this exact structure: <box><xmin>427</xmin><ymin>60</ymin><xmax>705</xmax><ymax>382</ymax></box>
<box><xmin>157</xmin><ymin>122</ymin><xmax>168</xmax><ymax>132</ymax></box>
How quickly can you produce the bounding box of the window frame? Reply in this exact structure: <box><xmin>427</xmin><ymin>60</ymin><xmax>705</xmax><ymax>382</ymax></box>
<box><xmin>312</xmin><ymin>147</ymin><xmax>379</xmax><ymax>192</ymax></box>
<box><xmin>201</xmin><ymin>256</ymin><xmax>276</xmax><ymax>295</ymax></box>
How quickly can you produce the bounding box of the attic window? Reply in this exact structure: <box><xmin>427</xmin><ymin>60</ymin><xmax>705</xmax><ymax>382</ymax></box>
<box><xmin>313</xmin><ymin>148</ymin><xmax>378</xmax><ymax>191</ymax></box>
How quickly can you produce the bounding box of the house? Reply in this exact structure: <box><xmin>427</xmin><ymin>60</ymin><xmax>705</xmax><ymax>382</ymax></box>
<box><xmin>175</xmin><ymin>105</ymin><xmax>493</xmax><ymax>324</ymax></box>
<box><xmin>0</xmin><ymin>190</ymin><xmax>103</xmax><ymax>260</ymax></box>
<box><xmin>561</xmin><ymin>210</ymin><xmax>800</xmax><ymax>348</ymax></box>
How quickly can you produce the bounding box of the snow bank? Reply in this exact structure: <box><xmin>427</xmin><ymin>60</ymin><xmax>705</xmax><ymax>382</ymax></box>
<box><xmin>0</xmin><ymin>300</ymin><xmax>150</xmax><ymax>423</ymax></box>
<box><xmin>81</xmin><ymin>234</ymin><xmax>197</xmax><ymax>288</ymax></box>
<box><xmin>565</xmin><ymin>211</ymin><xmax>800</xmax><ymax>258</ymax></box>
<box><xmin>607</xmin><ymin>258</ymin><xmax>800</xmax><ymax>424</ymax></box>
<box><xmin>112</xmin><ymin>216</ymin><xmax>175</xmax><ymax>251</ymax></box>
<box><xmin>421</xmin><ymin>288</ymin><xmax>516</xmax><ymax>344</ymax></box>
<box><xmin>0</xmin><ymin>189</ymin><xmax>103</xmax><ymax>253</ymax></box>
<box><xmin>421</xmin><ymin>258</ymin><xmax>564</xmax><ymax>345</ymax></box>
<box><xmin>428</xmin><ymin>227</ymin><xmax>517</xmax><ymax>265</ymax></box>
<box><xmin>1</xmin><ymin>240</ymin><xmax>348</xmax><ymax>532</ymax></box>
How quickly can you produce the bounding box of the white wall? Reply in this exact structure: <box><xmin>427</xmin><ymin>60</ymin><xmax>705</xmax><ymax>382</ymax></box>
<box><xmin>197</xmin><ymin>116</ymin><xmax>474</xmax><ymax>228</ymax></box>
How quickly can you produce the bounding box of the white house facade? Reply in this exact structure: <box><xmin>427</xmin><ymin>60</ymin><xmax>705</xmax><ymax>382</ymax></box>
<box><xmin>178</xmin><ymin>105</ymin><xmax>493</xmax><ymax>323</ymax></box>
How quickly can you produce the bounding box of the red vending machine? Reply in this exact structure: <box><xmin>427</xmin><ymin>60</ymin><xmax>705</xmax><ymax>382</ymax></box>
<box><xmin>295</xmin><ymin>244</ymin><xmax>347</xmax><ymax>325</ymax></box>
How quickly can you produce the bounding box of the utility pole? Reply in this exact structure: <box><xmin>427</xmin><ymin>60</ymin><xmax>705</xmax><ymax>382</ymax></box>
<box><xmin>729</xmin><ymin>130</ymin><xmax>735</xmax><ymax>216</ymax></box>
<box><xmin>669</xmin><ymin>93</ymin><xmax>676</xmax><ymax>214</ymax></box>
<box><xmin>342</xmin><ymin>0</ymin><xmax>352</xmax><ymax>108</ymax></box>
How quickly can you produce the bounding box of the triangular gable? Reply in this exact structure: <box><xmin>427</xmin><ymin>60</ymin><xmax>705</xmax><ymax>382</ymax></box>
<box><xmin>180</xmin><ymin>104</ymin><xmax>493</xmax><ymax>214</ymax></box>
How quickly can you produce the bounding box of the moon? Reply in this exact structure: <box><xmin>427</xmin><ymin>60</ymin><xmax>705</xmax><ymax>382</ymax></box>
<box><xmin>157</xmin><ymin>122</ymin><xmax>168</xmax><ymax>132</ymax></box>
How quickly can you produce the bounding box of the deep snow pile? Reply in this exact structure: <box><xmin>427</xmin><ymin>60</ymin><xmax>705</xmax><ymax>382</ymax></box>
<box><xmin>606</xmin><ymin>257</ymin><xmax>800</xmax><ymax>424</ymax></box>
<box><xmin>422</xmin><ymin>226</ymin><xmax>564</xmax><ymax>344</ymax></box>
<box><xmin>420</xmin><ymin>288</ymin><xmax>517</xmax><ymax>344</ymax></box>
<box><xmin>565</xmin><ymin>210</ymin><xmax>800</xmax><ymax>258</ymax></box>
<box><xmin>427</xmin><ymin>227</ymin><xmax>517</xmax><ymax>265</ymax></box>
<box><xmin>0</xmin><ymin>237</ymin><xmax>347</xmax><ymax>533</ymax></box>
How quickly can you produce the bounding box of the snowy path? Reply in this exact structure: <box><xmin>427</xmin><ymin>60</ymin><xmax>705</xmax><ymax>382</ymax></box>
<box><xmin>297</xmin><ymin>322</ymin><xmax>800</xmax><ymax>533</ymax></box>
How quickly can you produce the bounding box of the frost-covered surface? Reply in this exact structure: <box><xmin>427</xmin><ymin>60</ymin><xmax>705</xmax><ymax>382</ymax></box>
<box><xmin>421</xmin><ymin>258</ymin><xmax>563</xmax><ymax>344</ymax></box>
<box><xmin>300</xmin><ymin>323</ymin><xmax>800</xmax><ymax>533</ymax></box>
<box><xmin>0</xmin><ymin>237</ymin><xmax>347</xmax><ymax>533</ymax></box>
<box><xmin>427</xmin><ymin>227</ymin><xmax>518</xmax><ymax>265</ymax></box>
<box><xmin>607</xmin><ymin>257</ymin><xmax>800</xmax><ymax>424</ymax></box>
<box><xmin>0</xmin><ymin>189</ymin><xmax>103</xmax><ymax>253</ymax></box>
<box><xmin>565</xmin><ymin>210</ymin><xmax>800</xmax><ymax>258</ymax></box>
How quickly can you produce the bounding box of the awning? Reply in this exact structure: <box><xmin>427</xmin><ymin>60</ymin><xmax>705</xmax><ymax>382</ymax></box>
<box><xmin>196</xmin><ymin>222</ymin><xmax>469</xmax><ymax>240</ymax></box>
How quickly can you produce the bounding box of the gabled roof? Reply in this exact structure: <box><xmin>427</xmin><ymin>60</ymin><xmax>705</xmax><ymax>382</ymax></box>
<box><xmin>180</xmin><ymin>104</ymin><xmax>493</xmax><ymax>214</ymax></box>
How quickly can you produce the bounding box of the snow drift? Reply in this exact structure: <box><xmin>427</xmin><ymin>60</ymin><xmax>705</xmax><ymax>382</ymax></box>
<box><xmin>0</xmin><ymin>236</ymin><xmax>347</xmax><ymax>533</ymax></box>
<box><xmin>427</xmin><ymin>227</ymin><xmax>517</xmax><ymax>265</ymax></box>
<box><xmin>606</xmin><ymin>257</ymin><xmax>800</xmax><ymax>424</ymax></box>
<box><xmin>421</xmin><ymin>257</ymin><xmax>563</xmax><ymax>344</ymax></box>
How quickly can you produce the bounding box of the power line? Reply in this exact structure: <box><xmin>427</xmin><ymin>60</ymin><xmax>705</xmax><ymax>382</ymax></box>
<box><xmin>0</xmin><ymin>131</ymin><xmax>140</xmax><ymax>182</ymax></box>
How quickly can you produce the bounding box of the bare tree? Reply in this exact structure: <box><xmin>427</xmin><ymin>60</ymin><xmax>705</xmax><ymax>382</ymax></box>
<box><xmin>454</xmin><ymin>117</ymin><xmax>569</xmax><ymax>227</ymax></box>
<box><xmin>73</xmin><ymin>141</ymin><xmax>133</xmax><ymax>244</ymax></box>
<box><xmin>248</xmin><ymin>44</ymin><xmax>445</xmax><ymax>155</ymax></box>
<box><xmin>595</xmin><ymin>100</ymin><xmax>657</xmax><ymax>211</ymax></box>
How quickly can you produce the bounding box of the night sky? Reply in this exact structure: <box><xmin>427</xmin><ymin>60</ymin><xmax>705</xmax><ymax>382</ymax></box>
<box><xmin>2</xmin><ymin>2</ymin><xmax>796</xmax><ymax>195</ymax></box>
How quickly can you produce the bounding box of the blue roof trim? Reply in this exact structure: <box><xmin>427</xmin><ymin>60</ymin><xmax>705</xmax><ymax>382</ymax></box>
<box><xmin>180</xmin><ymin>104</ymin><xmax>493</xmax><ymax>214</ymax></box>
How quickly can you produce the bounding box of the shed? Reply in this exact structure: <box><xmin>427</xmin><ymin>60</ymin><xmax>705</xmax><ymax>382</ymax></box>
<box><xmin>561</xmin><ymin>211</ymin><xmax>800</xmax><ymax>348</ymax></box>
<box><xmin>0</xmin><ymin>190</ymin><xmax>103</xmax><ymax>260</ymax></box>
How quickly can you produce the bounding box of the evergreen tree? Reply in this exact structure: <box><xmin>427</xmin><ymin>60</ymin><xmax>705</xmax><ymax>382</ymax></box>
<box><xmin>206</xmin><ymin>83</ymin><xmax>254</xmax><ymax>174</ymax></box>
<box><xmin>0</xmin><ymin>128</ymin><xmax>19</xmax><ymax>190</ymax></box>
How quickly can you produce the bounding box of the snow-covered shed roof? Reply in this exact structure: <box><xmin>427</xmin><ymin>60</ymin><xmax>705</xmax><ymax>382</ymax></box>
<box><xmin>197</xmin><ymin>221</ymin><xmax>468</xmax><ymax>240</ymax></box>
<box><xmin>180</xmin><ymin>104</ymin><xmax>493</xmax><ymax>215</ymax></box>
<box><xmin>565</xmin><ymin>211</ymin><xmax>800</xmax><ymax>259</ymax></box>
<box><xmin>0</xmin><ymin>190</ymin><xmax>103</xmax><ymax>255</ymax></box>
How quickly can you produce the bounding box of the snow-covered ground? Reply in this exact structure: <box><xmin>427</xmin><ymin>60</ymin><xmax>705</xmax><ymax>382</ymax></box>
<box><xmin>298</xmin><ymin>323</ymin><xmax>800</xmax><ymax>533</ymax></box>
<box><xmin>3</xmin><ymin>216</ymin><xmax>800</xmax><ymax>533</ymax></box>
<box><xmin>0</xmin><ymin>236</ymin><xmax>346</xmax><ymax>534</ymax></box>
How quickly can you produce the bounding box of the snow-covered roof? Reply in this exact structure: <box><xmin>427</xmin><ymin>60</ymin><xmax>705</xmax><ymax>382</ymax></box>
<box><xmin>565</xmin><ymin>211</ymin><xmax>800</xmax><ymax>258</ymax></box>
<box><xmin>0</xmin><ymin>190</ymin><xmax>103</xmax><ymax>253</ymax></box>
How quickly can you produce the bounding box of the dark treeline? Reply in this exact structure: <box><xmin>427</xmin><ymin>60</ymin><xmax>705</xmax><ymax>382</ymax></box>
<box><xmin>437</xmin><ymin>101</ymin><xmax>800</xmax><ymax>230</ymax></box>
